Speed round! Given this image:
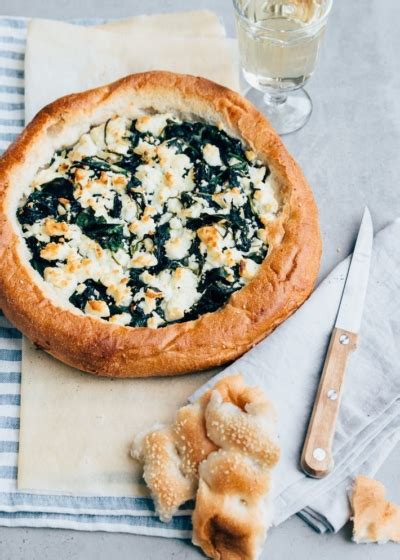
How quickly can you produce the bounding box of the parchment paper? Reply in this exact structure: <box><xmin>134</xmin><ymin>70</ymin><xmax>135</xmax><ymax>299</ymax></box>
<box><xmin>18</xmin><ymin>12</ymin><xmax>238</xmax><ymax>495</ymax></box>
<box><xmin>19</xmin><ymin>340</ymin><xmax>213</xmax><ymax>495</ymax></box>
<box><xmin>95</xmin><ymin>11</ymin><xmax>226</xmax><ymax>36</ymax></box>
<box><xmin>24</xmin><ymin>15</ymin><xmax>238</xmax><ymax>123</ymax></box>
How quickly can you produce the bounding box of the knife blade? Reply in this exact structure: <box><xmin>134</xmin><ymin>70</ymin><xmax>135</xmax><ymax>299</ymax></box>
<box><xmin>335</xmin><ymin>208</ymin><xmax>373</xmax><ymax>333</ymax></box>
<box><xmin>300</xmin><ymin>207</ymin><xmax>374</xmax><ymax>478</ymax></box>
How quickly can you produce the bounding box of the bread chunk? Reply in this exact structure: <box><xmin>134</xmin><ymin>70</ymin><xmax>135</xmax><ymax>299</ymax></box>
<box><xmin>351</xmin><ymin>475</ymin><xmax>400</xmax><ymax>544</ymax></box>
<box><xmin>132</xmin><ymin>374</ymin><xmax>280</xmax><ymax>559</ymax></box>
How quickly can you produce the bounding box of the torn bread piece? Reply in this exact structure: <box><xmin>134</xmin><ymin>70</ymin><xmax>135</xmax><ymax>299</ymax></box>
<box><xmin>351</xmin><ymin>475</ymin><xmax>400</xmax><ymax>544</ymax></box>
<box><xmin>131</xmin><ymin>395</ymin><xmax>217</xmax><ymax>521</ymax></box>
<box><xmin>192</xmin><ymin>375</ymin><xmax>280</xmax><ymax>560</ymax></box>
<box><xmin>193</xmin><ymin>450</ymin><xmax>273</xmax><ymax>560</ymax></box>
<box><xmin>131</xmin><ymin>374</ymin><xmax>279</xmax><ymax>559</ymax></box>
<box><xmin>132</xmin><ymin>426</ymin><xmax>195</xmax><ymax>522</ymax></box>
<box><xmin>205</xmin><ymin>375</ymin><xmax>280</xmax><ymax>468</ymax></box>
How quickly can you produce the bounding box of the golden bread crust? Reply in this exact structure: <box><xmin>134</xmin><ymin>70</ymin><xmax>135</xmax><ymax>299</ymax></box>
<box><xmin>0</xmin><ymin>71</ymin><xmax>321</xmax><ymax>377</ymax></box>
<box><xmin>193</xmin><ymin>450</ymin><xmax>271</xmax><ymax>560</ymax></box>
<box><xmin>132</xmin><ymin>427</ymin><xmax>196</xmax><ymax>523</ymax></box>
<box><xmin>204</xmin><ymin>379</ymin><xmax>280</xmax><ymax>468</ymax></box>
<box><xmin>192</xmin><ymin>375</ymin><xmax>279</xmax><ymax>560</ymax></box>
<box><xmin>132</xmin><ymin>374</ymin><xmax>279</xmax><ymax>559</ymax></box>
<box><xmin>351</xmin><ymin>475</ymin><xmax>400</xmax><ymax>544</ymax></box>
<box><xmin>131</xmin><ymin>396</ymin><xmax>217</xmax><ymax>522</ymax></box>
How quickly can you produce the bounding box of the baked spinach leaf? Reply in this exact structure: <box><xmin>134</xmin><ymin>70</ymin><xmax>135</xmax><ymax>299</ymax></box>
<box><xmin>109</xmin><ymin>194</ymin><xmax>122</xmax><ymax>219</ymax></box>
<box><xmin>128</xmin><ymin>305</ymin><xmax>148</xmax><ymax>328</ymax></box>
<box><xmin>76</xmin><ymin>208</ymin><xmax>124</xmax><ymax>251</ymax></box>
<box><xmin>184</xmin><ymin>267</ymin><xmax>239</xmax><ymax>320</ymax></box>
<box><xmin>17</xmin><ymin>178</ymin><xmax>75</xmax><ymax>225</ymax></box>
<box><xmin>73</xmin><ymin>156</ymin><xmax>129</xmax><ymax>177</ymax></box>
<box><xmin>69</xmin><ymin>279</ymin><xmax>108</xmax><ymax>311</ymax></box>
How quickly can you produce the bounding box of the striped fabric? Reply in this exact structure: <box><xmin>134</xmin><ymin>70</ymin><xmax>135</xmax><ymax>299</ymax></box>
<box><xmin>0</xmin><ymin>16</ymin><xmax>191</xmax><ymax>537</ymax></box>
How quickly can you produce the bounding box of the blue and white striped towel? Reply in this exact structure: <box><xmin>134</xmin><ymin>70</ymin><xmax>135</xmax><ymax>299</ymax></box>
<box><xmin>0</xmin><ymin>15</ymin><xmax>192</xmax><ymax>538</ymax></box>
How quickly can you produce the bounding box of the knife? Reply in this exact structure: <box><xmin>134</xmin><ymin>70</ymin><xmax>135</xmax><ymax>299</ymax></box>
<box><xmin>300</xmin><ymin>207</ymin><xmax>373</xmax><ymax>478</ymax></box>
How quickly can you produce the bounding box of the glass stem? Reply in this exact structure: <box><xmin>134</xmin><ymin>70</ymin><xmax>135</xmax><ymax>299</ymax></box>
<box><xmin>263</xmin><ymin>91</ymin><xmax>288</xmax><ymax>106</ymax></box>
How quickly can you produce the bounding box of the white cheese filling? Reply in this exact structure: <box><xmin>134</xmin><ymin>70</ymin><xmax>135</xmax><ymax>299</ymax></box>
<box><xmin>18</xmin><ymin>113</ymin><xmax>281</xmax><ymax>328</ymax></box>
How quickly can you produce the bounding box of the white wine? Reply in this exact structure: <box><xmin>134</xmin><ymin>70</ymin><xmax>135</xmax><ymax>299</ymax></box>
<box><xmin>235</xmin><ymin>1</ymin><xmax>327</xmax><ymax>92</ymax></box>
<box><xmin>233</xmin><ymin>0</ymin><xmax>332</xmax><ymax>134</ymax></box>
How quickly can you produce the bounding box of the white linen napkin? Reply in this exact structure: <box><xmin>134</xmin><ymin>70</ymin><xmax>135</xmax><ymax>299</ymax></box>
<box><xmin>190</xmin><ymin>218</ymin><xmax>400</xmax><ymax>533</ymax></box>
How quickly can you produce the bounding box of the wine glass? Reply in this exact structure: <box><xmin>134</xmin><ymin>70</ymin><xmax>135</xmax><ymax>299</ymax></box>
<box><xmin>233</xmin><ymin>0</ymin><xmax>332</xmax><ymax>135</ymax></box>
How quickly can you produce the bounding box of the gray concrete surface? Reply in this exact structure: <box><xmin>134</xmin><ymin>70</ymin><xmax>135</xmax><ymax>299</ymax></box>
<box><xmin>0</xmin><ymin>0</ymin><xmax>399</xmax><ymax>558</ymax></box>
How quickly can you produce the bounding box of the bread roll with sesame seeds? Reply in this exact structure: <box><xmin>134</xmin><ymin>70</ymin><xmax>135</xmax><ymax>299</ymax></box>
<box><xmin>192</xmin><ymin>376</ymin><xmax>279</xmax><ymax>560</ymax></box>
<box><xmin>131</xmin><ymin>374</ymin><xmax>279</xmax><ymax>559</ymax></box>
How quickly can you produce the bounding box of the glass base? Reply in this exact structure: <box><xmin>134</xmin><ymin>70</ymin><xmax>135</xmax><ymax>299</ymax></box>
<box><xmin>245</xmin><ymin>88</ymin><xmax>313</xmax><ymax>135</ymax></box>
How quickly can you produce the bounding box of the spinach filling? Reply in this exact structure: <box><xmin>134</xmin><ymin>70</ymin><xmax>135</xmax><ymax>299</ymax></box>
<box><xmin>17</xmin><ymin>115</ymin><xmax>276</xmax><ymax>328</ymax></box>
<box><xmin>17</xmin><ymin>177</ymin><xmax>77</xmax><ymax>225</ymax></box>
<box><xmin>75</xmin><ymin>208</ymin><xmax>125</xmax><ymax>252</ymax></box>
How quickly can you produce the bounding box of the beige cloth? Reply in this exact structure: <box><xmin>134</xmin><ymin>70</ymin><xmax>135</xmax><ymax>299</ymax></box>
<box><xmin>18</xmin><ymin>11</ymin><xmax>238</xmax><ymax>495</ymax></box>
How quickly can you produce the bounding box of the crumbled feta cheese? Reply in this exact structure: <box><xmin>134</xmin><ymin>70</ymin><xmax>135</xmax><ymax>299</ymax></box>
<box><xmin>147</xmin><ymin>313</ymin><xmax>163</xmax><ymax>329</ymax></box>
<box><xmin>40</xmin><ymin>242</ymin><xmax>70</xmax><ymax>261</ymax></box>
<box><xmin>202</xmin><ymin>144</ymin><xmax>222</xmax><ymax>167</ymax></box>
<box><xmin>167</xmin><ymin>198</ymin><xmax>182</xmax><ymax>214</ymax></box>
<box><xmin>249</xmin><ymin>166</ymin><xmax>267</xmax><ymax>186</ymax></box>
<box><xmin>22</xmin><ymin>221</ymin><xmax>50</xmax><ymax>244</ymax></box>
<box><xmin>212</xmin><ymin>187</ymin><xmax>246</xmax><ymax>209</ymax></box>
<box><xmin>133</xmin><ymin>139</ymin><xmax>157</xmax><ymax>161</ymax></box>
<box><xmin>85</xmin><ymin>299</ymin><xmax>110</xmax><ymax>318</ymax></box>
<box><xmin>130</xmin><ymin>252</ymin><xmax>158</xmax><ymax>268</ymax></box>
<box><xmin>165</xmin><ymin>228</ymin><xmax>194</xmax><ymax>260</ymax></box>
<box><xmin>129</xmin><ymin>215</ymin><xmax>156</xmax><ymax>238</ymax></box>
<box><xmin>164</xmin><ymin>268</ymin><xmax>200</xmax><ymax>321</ymax></box>
<box><xmin>90</xmin><ymin>123</ymin><xmax>106</xmax><ymax>150</ymax></box>
<box><xmin>135</xmin><ymin>114</ymin><xmax>172</xmax><ymax>137</ymax></box>
<box><xmin>107</xmin><ymin>282</ymin><xmax>132</xmax><ymax>307</ymax></box>
<box><xmin>169</xmin><ymin>216</ymin><xmax>183</xmax><ymax>230</ymax></box>
<box><xmin>43</xmin><ymin>267</ymin><xmax>77</xmax><ymax>292</ymax></box>
<box><xmin>113</xmin><ymin>248</ymin><xmax>131</xmax><ymax>267</ymax></box>
<box><xmin>182</xmin><ymin>201</ymin><xmax>205</xmax><ymax>219</ymax></box>
<box><xmin>68</xmin><ymin>133</ymin><xmax>97</xmax><ymax>161</ymax></box>
<box><xmin>120</xmin><ymin>197</ymin><xmax>138</xmax><ymax>222</ymax></box>
<box><xmin>44</xmin><ymin>218</ymin><xmax>70</xmax><ymax>237</ymax></box>
<box><xmin>139</xmin><ymin>294</ymin><xmax>157</xmax><ymax>315</ymax></box>
<box><xmin>239</xmin><ymin>258</ymin><xmax>260</xmax><ymax>281</ymax></box>
<box><xmin>109</xmin><ymin>313</ymin><xmax>131</xmax><ymax>326</ymax></box>
<box><xmin>252</xmin><ymin>176</ymin><xmax>279</xmax><ymax>222</ymax></box>
<box><xmin>105</xmin><ymin>117</ymin><xmax>131</xmax><ymax>154</ymax></box>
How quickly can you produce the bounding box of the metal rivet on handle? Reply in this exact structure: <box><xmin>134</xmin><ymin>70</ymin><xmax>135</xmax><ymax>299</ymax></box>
<box><xmin>339</xmin><ymin>334</ymin><xmax>350</xmax><ymax>345</ymax></box>
<box><xmin>327</xmin><ymin>389</ymin><xmax>338</xmax><ymax>401</ymax></box>
<box><xmin>313</xmin><ymin>448</ymin><xmax>326</xmax><ymax>462</ymax></box>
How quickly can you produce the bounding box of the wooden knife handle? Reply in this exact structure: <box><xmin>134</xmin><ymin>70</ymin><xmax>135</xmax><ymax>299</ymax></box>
<box><xmin>300</xmin><ymin>327</ymin><xmax>358</xmax><ymax>478</ymax></box>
